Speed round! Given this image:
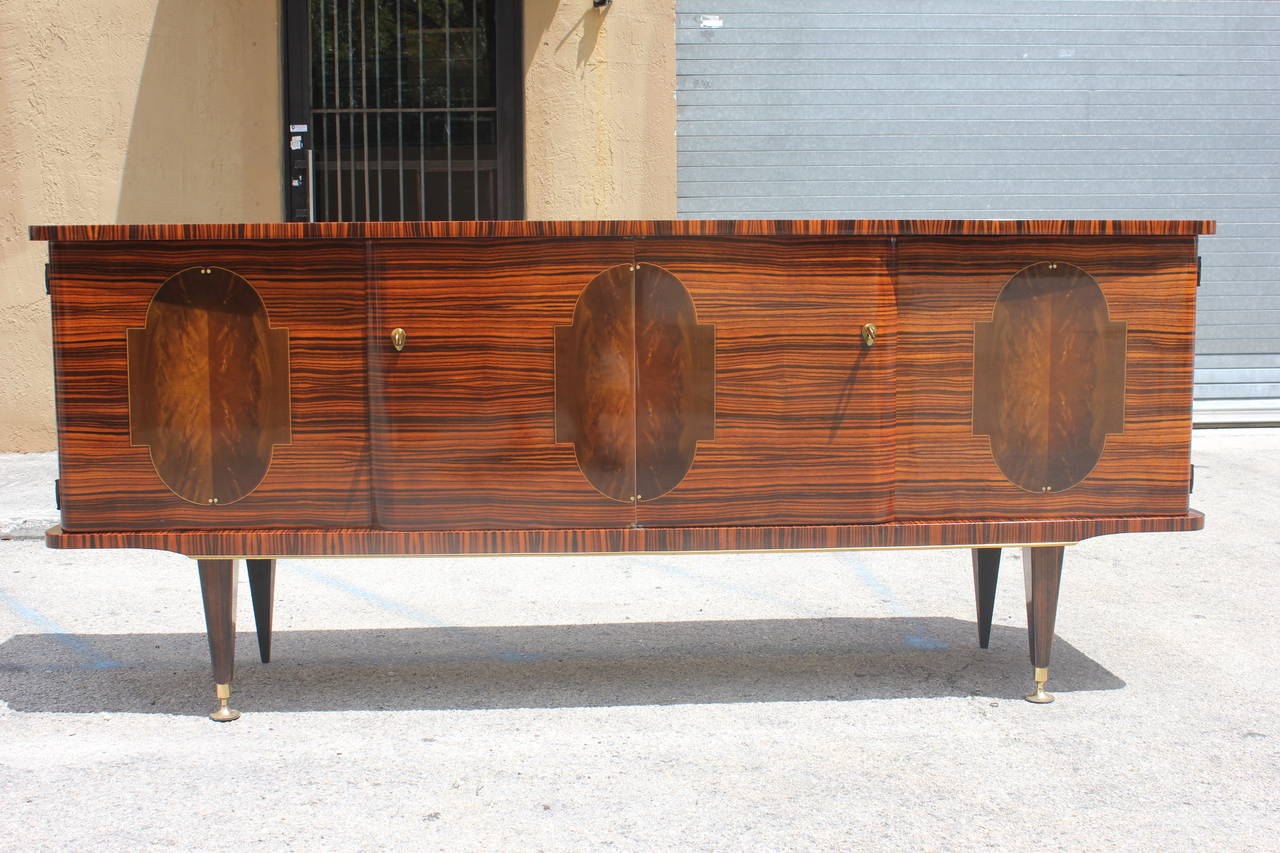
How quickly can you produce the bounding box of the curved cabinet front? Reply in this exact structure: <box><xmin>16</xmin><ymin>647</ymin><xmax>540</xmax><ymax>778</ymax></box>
<box><xmin>45</xmin><ymin>228</ymin><xmax>1198</xmax><ymax>536</ymax></box>
<box><xmin>369</xmin><ymin>237</ymin><xmax>893</xmax><ymax>529</ymax></box>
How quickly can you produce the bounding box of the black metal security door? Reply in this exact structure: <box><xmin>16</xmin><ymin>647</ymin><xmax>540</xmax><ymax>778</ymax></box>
<box><xmin>282</xmin><ymin>0</ymin><xmax>523</xmax><ymax>222</ymax></box>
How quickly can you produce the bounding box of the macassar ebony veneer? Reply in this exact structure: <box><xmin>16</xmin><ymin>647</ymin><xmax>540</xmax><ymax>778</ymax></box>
<box><xmin>33</xmin><ymin>218</ymin><xmax>1211</xmax><ymax>720</ymax></box>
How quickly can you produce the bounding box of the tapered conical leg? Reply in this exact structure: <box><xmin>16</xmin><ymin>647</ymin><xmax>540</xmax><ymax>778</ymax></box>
<box><xmin>1023</xmin><ymin>546</ymin><xmax>1065</xmax><ymax>704</ymax></box>
<box><xmin>971</xmin><ymin>548</ymin><xmax>1001</xmax><ymax>649</ymax></box>
<box><xmin>246</xmin><ymin>559</ymin><xmax>276</xmax><ymax>664</ymax></box>
<box><xmin>198</xmin><ymin>559</ymin><xmax>240</xmax><ymax>721</ymax></box>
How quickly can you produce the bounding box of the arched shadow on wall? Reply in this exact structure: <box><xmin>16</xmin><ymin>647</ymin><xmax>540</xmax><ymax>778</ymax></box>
<box><xmin>0</xmin><ymin>617</ymin><xmax>1123</xmax><ymax>715</ymax></box>
<box><xmin>116</xmin><ymin>0</ymin><xmax>280</xmax><ymax>223</ymax></box>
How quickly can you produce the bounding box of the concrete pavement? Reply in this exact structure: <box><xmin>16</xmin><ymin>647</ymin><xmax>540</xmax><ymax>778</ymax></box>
<box><xmin>1</xmin><ymin>431</ymin><xmax>1277</xmax><ymax>851</ymax></box>
<box><xmin>0</xmin><ymin>451</ymin><xmax>57</xmax><ymax>538</ymax></box>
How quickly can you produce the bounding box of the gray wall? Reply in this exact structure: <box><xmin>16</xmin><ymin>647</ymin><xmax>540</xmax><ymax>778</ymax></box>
<box><xmin>676</xmin><ymin>0</ymin><xmax>1280</xmax><ymax>404</ymax></box>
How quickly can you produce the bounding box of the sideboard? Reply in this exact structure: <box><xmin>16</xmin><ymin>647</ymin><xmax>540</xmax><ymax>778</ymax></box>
<box><xmin>31</xmin><ymin>219</ymin><xmax>1210</xmax><ymax>720</ymax></box>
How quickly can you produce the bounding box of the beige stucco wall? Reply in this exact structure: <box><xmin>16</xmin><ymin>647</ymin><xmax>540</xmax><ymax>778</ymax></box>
<box><xmin>0</xmin><ymin>0</ymin><xmax>282</xmax><ymax>452</ymax></box>
<box><xmin>523</xmin><ymin>0</ymin><xmax>676</xmax><ymax>220</ymax></box>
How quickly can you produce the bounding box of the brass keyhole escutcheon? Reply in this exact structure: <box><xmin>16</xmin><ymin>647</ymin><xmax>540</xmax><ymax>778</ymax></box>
<box><xmin>390</xmin><ymin>327</ymin><xmax>406</xmax><ymax>351</ymax></box>
<box><xmin>861</xmin><ymin>323</ymin><xmax>877</xmax><ymax>347</ymax></box>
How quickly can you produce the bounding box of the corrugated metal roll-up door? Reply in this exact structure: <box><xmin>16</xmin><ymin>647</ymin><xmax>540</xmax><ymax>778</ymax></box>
<box><xmin>676</xmin><ymin>0</ymin><xmax>1280</xmax><ymax>422</ymax></box>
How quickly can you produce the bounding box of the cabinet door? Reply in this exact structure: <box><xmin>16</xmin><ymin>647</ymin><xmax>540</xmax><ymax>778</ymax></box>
<box><xmin>369</xmin><ymin>239</ymin><xmax>638</xmax><ymax>529</ymax></box>
<box><xmin>632</xmin><ymin>237</ymin><xmax>895</xmax><ymax>528</ymax></box>
<box><xmin>895</xmin><ymin>237</ymin><xmax>1198</xmax><ymax>519</ymax></box>
<box><xmin>50</xmin><ymin>241</ymin><xmax>373</xmax><ymax>531</ymax></box>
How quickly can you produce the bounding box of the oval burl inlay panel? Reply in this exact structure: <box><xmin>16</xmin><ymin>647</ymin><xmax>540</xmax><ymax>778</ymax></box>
<box><xmin>555</xmin><ymin>264</ymin><xmax>715</xmax><ymax>503</ymax></box>
<box><xmin>973</xmin><ymin>261</ymin><xmax>1126</xmax><ymax>493</ymax></box>
<box><xmin>127</xmin><ymin>267</ymin><xmax>291</xmax><ymax>505</ymax></box>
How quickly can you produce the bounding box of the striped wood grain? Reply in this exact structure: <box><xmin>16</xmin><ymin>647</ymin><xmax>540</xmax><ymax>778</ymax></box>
<box><xmin>43</xmin><ymin>226</ymin><xmax>1205</xmax><ymax>548</ymax></box>
<box><xmin>368</xmin><ymin>239</ymin><xmax>638</xmax><ymax>529</ymax></box>
<box><xmin>895</xmin><ymin>237</ymin><xmax>1199</xmax><ymax>519</ymax></box>
<box><xmin>633</xmin><ymin>238</ymin><xmax>896</xmax><ymax>527</ymax></box>
<box><xmin>30</xmin><ymin>219</ymin><xmax>1215</xmax><ymax>243</ymax></box>
<box><xmin>43</xmin><ymin>511</ymin><xmax>1204</xmax><ymax>558</ymax></box>
<box><xmin>50</xmin><ymin>241</ymin><xmax>373</xmax><ymax>531</ymax></box>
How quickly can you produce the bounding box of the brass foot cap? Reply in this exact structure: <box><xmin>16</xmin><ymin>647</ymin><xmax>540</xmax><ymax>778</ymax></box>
<box><xmin>210</xmin><ymin>683</ymin><xmax>240</xmax><ymax>721</ymax></box>
<box><xmin>209</xmin><ymin>705</ymin><xmax>242</xmax><ymax>722</ymax></box>
<box><xmin>1025</xmin><ymin>670</ymin><xmax>1054</xmax><ymax>703</ymax></box>
<box><xmin>1025</xmin><ymin>686</ymin><xmax>1055</xmax><ymax>704</ymax></box>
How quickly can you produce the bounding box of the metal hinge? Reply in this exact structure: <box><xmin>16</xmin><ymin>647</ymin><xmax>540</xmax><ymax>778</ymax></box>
<box><xmin>44</xmin><ymin>263</ymin><xmax>51</xmax><ymax>295</ymax></box>
<box><xmin>1196</xmin><ymin>256</ymin><xmax>1202</xmax><ymax>288</ymax></box>
<box><xmin>1189</xmin><ymin>464</ymin><xmax>1195</xmax><ymax>494</ymax></box>
<box><xmin>54</xmin><ymin>478</ymin><xmax>62</xmax><ymax>510</ymax></box>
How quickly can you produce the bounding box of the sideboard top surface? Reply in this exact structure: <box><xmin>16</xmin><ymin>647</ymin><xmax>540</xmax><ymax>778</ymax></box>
<box><xmin>29</xmin><ymin>219</ymin><xmax>1215</xmax><ymax>242</ymax></box>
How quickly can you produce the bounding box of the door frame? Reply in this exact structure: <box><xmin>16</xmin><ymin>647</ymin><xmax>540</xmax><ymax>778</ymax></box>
<box><xmin>280</xmin><ymin>0</ymin><xmax>525</xmax><ymax>222</ymax></box>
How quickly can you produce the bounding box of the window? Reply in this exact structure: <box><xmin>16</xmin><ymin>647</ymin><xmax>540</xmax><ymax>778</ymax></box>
<box><xmin>283</xmin><ymin>0</ymin><xmax>523</xmax><ymax>222</ymax></box>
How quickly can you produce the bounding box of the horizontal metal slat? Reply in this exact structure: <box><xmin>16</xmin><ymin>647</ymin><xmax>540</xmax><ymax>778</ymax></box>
<box><xmin>1200</xmin><ymin>296</ymin><xmax>1280</xmax><ymax>312</ymax></box>
<box><xmin>679</xmin><ymin>103</ymin><xmax>1280</xmax><ymax>123</ymax></box>
<box><xmin>1202</xmin><ymin>224</ymin><xmax>1280</xmax><ymax>239</ymax></box>
<box><xmin>678</xmin><ymin>41</ymin><xmax>1280</xmax><ymax>63</ymax></box>
<box><xmin>1192</xmin><ymin>383</ymin><xmax>1280</xmax><ymax>398</ymax></box>
<box><xmin>677</xmin><ymin>11</ymin><xmax>1280</xmax><ymax>33</ymax></box>
<box><xmin>1195</xmin><ymin>368</ymin><xmax>1280</xmax><ymax>383</ymax></box>
<box><xmin>678</xmin><ymin>149</ymin><xmax>1280</xmax><ymax>168</ymax></box>
<box><xmin>1198</xmin><ymin>310</ymin><xmax>1280</xmax><ymax>325</ymax></box>
<box><xmin>679</xmin><ymin>58</ymin><xmax>1280</xmax><ymax>76</ymax></box>
<box><xmin>677</xmin><ymin>164</ymin><xmax>1280</xmax><ymax>183</ymax></box>
<box><xmin>678</xmin><ymin>179</ymin><xmax>1280</xmax><ymax>198</ymax></box>
<box><xmin>678</xmin><ymin>194</ymin><xmax>1279</xmax><ymax>213</ymax></box>
<box><xmin>678</xmin><ymin>118</ymin><xmax>1280</xmax><ymax>137</ymax></box>
<box><xmin>676</xmin><ymin>86</ymin><xmax>1280</xmax><ymax>108</ymax></box>
<box><xmin>679</xmin><ymin>73</ymin><xmax>1280</xmax><ymax>91</ymax></box>
<box><xmin>677</xmin><ymin>133</ymin><xmax>1279</xmax><ymax>152</ymax></box>
<box><xmin>1196</xmin><ymin>353</ymin><xmax>1280</xmax><ymax>369</ymax></box>
<box><xmin>1194</xmin><ymin>338</ymin><xmax>1280</xmax><ymax>355</ymax></box>
<box><xmin>674</xmin><ymin>204</ymin><xmax>1273</xmax><ymax>221</ymax></box>
<box><xmin>1194</xmin><ymin>324</ymin><xmax>1280</xmax><ymax>341</ymax></box>
<box><xmin>1195</xmin><ymin>237</ymin><xmax>1280</xmax><ymax>253</ymax></box>
<box><xmin>677</xmin><ymin>25</ymin><xmax>1280</xmax><ymax>48</ymax></box>
<box><xmin>679</xmin><ymin>1</ymin><xmax>1279</xmax><ymax>18</ymax></box>
<box><xmin>1199</xmin><ymin>267</ymin><xmax>1280</xmax><ymax>283</ymax></box>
